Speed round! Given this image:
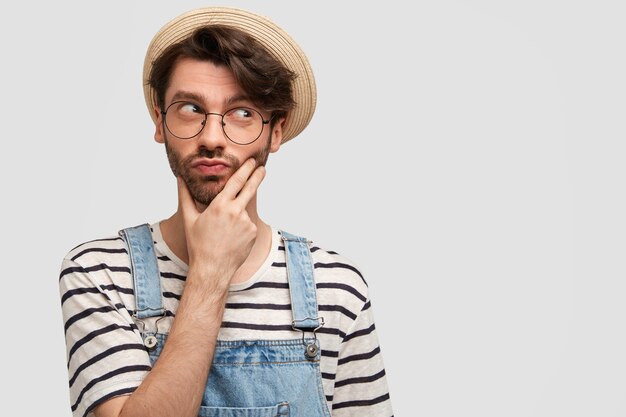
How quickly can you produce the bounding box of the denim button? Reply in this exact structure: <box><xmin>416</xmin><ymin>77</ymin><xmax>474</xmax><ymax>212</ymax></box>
<box><xmin>305</xmin><ymin>343</ymin><xmax>318</xmax><ymax>359</ymax></box>
<box><xmin>144</xmin><ymin>335</ymin><xmax>158</xmax><ymax>350</ymax></box>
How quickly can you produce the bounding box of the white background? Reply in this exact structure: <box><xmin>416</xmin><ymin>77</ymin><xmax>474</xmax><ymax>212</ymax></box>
<box><xmin>2</xmin><ymin>1</ymin><xmax>626</xmax><ymax>416</ymax></box>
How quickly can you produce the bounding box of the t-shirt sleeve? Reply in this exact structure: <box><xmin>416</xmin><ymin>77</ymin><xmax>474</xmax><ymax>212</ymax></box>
<box><xmin>331</xmin><ymin>296</ymin><xmax>394</xmax><ymax>417</ymax></box>
<box><xmin>59</xmin><ymin>256</ymin><xmax>151</xmax><ymax>417</ymax></box>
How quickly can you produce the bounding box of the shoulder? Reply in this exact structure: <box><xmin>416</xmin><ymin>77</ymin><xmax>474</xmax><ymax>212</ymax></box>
<box><xmin>59</xmin><ymin>228</ymin><xmax>140</xmax><ymax>321</ymax></box>
<box><xmin>59</xmin><ymin>228</ymin><xmax>134</xmax><ymax>290</ymax></box>
<box><xmin>310</xmin><ymin>239</ymin><xmax>367</xmax><ymax>282</ymax></box>
<box><xmin>310</xmin><ymin>242</ymin><xmax>366</xmax><ymax>281</ymax></box>
<box><xmin>63</xmin><ymin>223</ymin><xmax>159</xmax><ymax>267</ymax></box>
<box><xmin>286</xmin><ymin>233</ymin><xmax>371</xmax><ymax>311</ymax></box>
<box><xmin>279</xmin><ymin>230</ymin><xmax>367</xmax><ymax>287</ymax></box>
<box><xmin>63</xmin><ymin>231</ymin><xmax>129</xmax><ymax>269</ymax></box>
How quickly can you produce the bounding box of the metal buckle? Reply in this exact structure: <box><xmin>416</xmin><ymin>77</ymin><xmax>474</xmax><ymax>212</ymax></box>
<box><xmin>291</xmin><ymin>317</ymin><xmax>325</xmax><ymax>359</ymax></box>
<box><xmin>133</xmin><ymin>309</ymin><xmax>168</xmax><ymax>351</ymax></box>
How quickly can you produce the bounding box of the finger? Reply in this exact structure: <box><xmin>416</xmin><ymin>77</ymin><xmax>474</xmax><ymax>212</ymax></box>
<box><xmin>177</xmin><ymin>177</ymin><xmax>199</xmax><ymax>225</ymax></box>
<box><xmin>235</xmin><ymin>165</ymin><xmax>266</xmax><ymax>206</ymax></box>
<box><xmin>220</xmin><ymin>158</ymin><xmax>258</xmax><ymax>199</ymax></box>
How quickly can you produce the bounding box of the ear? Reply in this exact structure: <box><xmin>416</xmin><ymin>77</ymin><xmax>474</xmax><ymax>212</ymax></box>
<box><xmin>269</xmin><ymin>117</ymin><xmax>285</xmax><ymax>153</ymax></box>
<box><xmin>153</xmin><ymin>106</ymin><xmax>165</xmax><ymax>144</ymax></box>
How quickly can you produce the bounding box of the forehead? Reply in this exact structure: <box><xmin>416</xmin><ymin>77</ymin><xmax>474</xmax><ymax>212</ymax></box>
<box><xmin>166</xmin><ymin>57</ymin><xmax>246</xmax><ymax>105</ymax></box>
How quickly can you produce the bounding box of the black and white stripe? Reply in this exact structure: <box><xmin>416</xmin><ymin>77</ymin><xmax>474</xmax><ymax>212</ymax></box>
<box><xmin>59</xmin><ymin>225</ymin><xmax>392</xmax><ymax>417</ymax></box>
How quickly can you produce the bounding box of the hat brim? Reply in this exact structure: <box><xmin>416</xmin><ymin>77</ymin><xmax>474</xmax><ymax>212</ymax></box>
<box><xmin>143</xmin><ymin>7</ymin><xmax>317</xmax><ymax>144</ymax></box>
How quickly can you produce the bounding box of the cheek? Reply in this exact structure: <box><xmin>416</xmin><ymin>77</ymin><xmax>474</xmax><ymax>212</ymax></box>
<box><xmin>248</xmin><ymin>140</ymin><xmax>271</xmax><ymax>158</ymax></box>
<box><xmin>165</xmin><ymin>140</ymin><xmax>193</xmax><ymax>161</ymax></box>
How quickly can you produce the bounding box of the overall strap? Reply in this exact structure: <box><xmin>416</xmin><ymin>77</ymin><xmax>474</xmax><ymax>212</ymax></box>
<box><xmin>119</xmin><ymin>224</ymin><xmax>164</xmax><ymax>319</ymax></box>
<box><xmin>281</xmin><ymin>230</ymin><xmax>323</xmax><ymax>331</ymax></box>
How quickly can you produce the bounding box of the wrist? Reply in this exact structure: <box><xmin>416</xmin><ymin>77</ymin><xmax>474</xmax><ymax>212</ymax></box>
<box><xmin>184</xmin><ymin>263</ymin><xmax>233</xmax><ymax>298</ymax></box>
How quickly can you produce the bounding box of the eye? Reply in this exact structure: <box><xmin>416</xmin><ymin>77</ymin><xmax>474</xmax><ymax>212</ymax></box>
<box><xmin>224</xmin><ymin>108</ymin><xmax>263</xmax><ymax>126</ymax></box>
<box><xmin>230</xmin><ymin>108</ymin><xmax>254</xmax><ymax>119</ymax></box>
<box><xmin>177</xmin><ymin>102</ymin><xmax>202</xmax><ymax>114</ymax></box>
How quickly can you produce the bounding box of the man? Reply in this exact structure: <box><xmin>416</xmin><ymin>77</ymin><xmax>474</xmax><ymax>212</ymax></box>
<box><xmin>59</xmin><ymin>7</ymin><xmax>393</xmax><ymax>417</ymax></box>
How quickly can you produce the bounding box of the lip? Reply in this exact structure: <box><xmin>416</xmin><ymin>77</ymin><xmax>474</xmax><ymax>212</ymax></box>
<box><xmin>191</xmin><ymin>158</ymin><xmax>230</xmax><ymax>175</ymax></box>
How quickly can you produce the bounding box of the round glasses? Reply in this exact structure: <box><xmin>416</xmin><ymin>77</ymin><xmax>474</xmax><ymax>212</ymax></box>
<box><xmin>161</xmin><ymin>101</ymin><xmax>271</xmax><ymax>145</ymax></box>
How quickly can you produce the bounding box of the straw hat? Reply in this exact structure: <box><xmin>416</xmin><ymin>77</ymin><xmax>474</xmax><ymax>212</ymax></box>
<box><xmin>143</xmin><ymin>6</ymin><xmax>317</xmax><ymax>144</ymax></box>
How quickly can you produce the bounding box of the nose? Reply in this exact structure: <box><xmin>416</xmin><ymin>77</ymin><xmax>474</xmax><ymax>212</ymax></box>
<box><xmin>197</xmin><ymin>112</ymin><xmax>228</xmax><ymax>149</ymax></box>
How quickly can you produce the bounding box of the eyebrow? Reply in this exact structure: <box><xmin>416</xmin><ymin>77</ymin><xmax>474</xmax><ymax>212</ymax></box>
<box><xmin>171</xmin><ymin>90</ymin><xmax>205</xmax><ymax>103</ymax></box>
<box><xmin>170</xmin><ymin>91</ymin><xmax>253</xmax><ymax>108</ymax></box>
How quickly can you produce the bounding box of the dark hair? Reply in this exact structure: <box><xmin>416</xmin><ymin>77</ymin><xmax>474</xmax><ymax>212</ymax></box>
<box><xmin>148</xmin><ymin>26</ymin><xmax>296</xmax><ymax>125</ymax></box>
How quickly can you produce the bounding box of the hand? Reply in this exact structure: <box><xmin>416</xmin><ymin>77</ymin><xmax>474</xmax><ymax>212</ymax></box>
<box><xmin>177</xmin><ymin>158</ymin><xmax>266</xmax><ymax>288</ymax></box>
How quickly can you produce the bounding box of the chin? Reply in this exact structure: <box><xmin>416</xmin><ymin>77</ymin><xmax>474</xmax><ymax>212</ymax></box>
<box><xmin>189</xmin><ymin>179</ymin><xmax>226</xmax><ymax>206</ymax></box>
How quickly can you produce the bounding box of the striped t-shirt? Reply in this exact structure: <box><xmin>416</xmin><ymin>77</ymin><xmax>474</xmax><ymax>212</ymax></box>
<box><xmin>59</xmin><ymin>223</ymin><xmax>393</xmax><ymax>417</ymax></box>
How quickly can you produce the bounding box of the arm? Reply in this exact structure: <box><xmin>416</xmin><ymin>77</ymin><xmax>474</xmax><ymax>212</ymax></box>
<box><xmin>94</xmin><ymin>265</ymin><xmax>227</xmax><ymax>417</ymax></box>
<box><xmin>331</xmin><ymin>297</ymin><xmax>394</xmax><ymax>417</ymax></box>
<box><xmin>95</xmin><ymin>159</ymin><xmax>265</xmax><ymax>417</ymax></box>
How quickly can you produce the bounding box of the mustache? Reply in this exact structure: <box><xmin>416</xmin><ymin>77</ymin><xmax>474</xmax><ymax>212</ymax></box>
<box><xmin>184</xmin><ymin>148</ymin><xmax>239</xmax><ymax>166</ymax></box>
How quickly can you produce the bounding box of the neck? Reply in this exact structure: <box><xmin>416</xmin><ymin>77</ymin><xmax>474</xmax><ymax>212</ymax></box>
<box><xmin>160</xmin><ymin>196</ymin><xmax>273</xmax><ymax>283</ymax></box>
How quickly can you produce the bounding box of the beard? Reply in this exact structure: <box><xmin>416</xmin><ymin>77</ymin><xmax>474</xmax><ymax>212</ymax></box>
<box><xmin>164</xmin><ymin>137</ymin><xmax>272</xmax><ymax>206</ymax></box>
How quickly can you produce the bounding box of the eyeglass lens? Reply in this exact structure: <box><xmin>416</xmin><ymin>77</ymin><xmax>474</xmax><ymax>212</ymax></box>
<box><xmin>164</xmin><ymin>101</ymin><xmax>265</xmax><ymax>144</ymax></box>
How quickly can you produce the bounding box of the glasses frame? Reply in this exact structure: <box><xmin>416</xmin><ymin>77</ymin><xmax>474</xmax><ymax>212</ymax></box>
<box><xmin>161</xmin><ymin>100</ymin><xmax>272</xmax><ymax>145</ymax></box>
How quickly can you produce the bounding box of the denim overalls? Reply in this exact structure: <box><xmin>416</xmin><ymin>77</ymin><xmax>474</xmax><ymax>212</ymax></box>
<box><xmin>119</xmin><ymin>224</ymin><xmax>331</xmax><ymax>417</ymax></box>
